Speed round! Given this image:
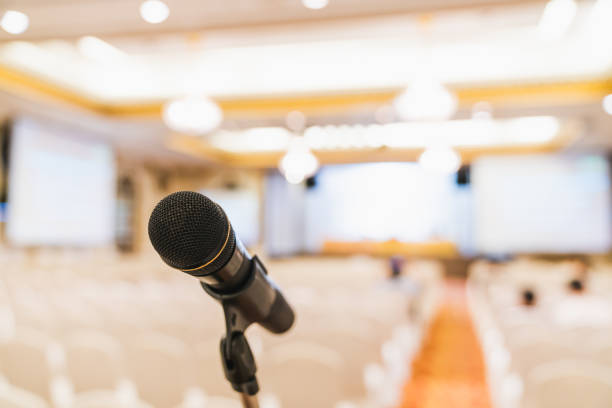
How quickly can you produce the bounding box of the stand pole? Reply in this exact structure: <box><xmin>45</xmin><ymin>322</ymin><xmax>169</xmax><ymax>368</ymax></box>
<box><xmin>240</xmin><ymin>393</ymin><xmax>260</xmax><ymax>408</ymax></box>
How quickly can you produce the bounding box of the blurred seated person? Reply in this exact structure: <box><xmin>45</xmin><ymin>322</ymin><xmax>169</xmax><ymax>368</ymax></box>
<box><xmin>388</xmin><ymin>256</ymin><xmax>403</xmax><ymax>280</ymax></box>
<box><xmin>554</xmin><ymin>259</ymin><xmax>612</xmax><ymax>327</ymax></box>
<box><xmin>521</xmin><ymin>288</ymin><xmax>536</xmax><ymax>307</ymax></box>
<box><xmin>568</xmin><ymin>278</ymin><xmax>584</xmax><ymax>293</ymax></box>
<box><xmin>499</xmin><ymin>288</ymin><xmax>541</xmax><ymax>326</ymax></box>
<box><xmin>567</xmin><ymin>258</ymin><xmax>589</xmax><ymax>294</ymax></box>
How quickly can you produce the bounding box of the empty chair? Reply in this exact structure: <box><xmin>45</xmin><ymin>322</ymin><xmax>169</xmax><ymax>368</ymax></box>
<box><xmin>69</xmin><ymin>389</ymin><xmax>153</xmax><ymax>408</ymax></box>
<box><xmin>153</xmin><ymin>320</ymin><xmax>216</xmax><ymax>347</ymax></box>
<box><xmin>194</xmin><ymin>339</ymin><xmax>236</xmax><ymax>398</ymax></box>
<box><xmin>509</xmin><ymin>339</ymin><xmax>577</xmax><ymax>375</ymax></box>
<box><xmin>204</xmin><ymin>396</ymin><xmax>244</xmax><ymax>408</ymax></box>
<box><xmin>173</xmin><ymin>395</ymin><xmax>243</xmax><ymax>408</ymax></box>
<box><xmin>289</xmin><ymin>325</ymin><xmax>381</xmax><ymax>397</ymax></box>
<box><xmin>594</xmin><ymin>346</ymin><xmax>612</xmax><ymax>366</ymax></box>
<box><xmin>524</xmin><ymin>360</ymin><xmax>612</xmax><ymax>408</ymax></box>
<box><xmin>0</xmin><ymin>380</ymin><xmax>49</xmax><ymax>408</ymax></box>
<box><xmin>0</xmin><ymin>327</ymin><xmax>65</xmax><ymax>403</ymax></box>
<box><xmin>64</xmin><ymin>330</ymin><xmax>125</xmax><ymax>393</ymax></box>
<box><xmin>259</xmin><ymin>341</ymin><xmax>350</xmax><ymax>408</ymax></box>
<box><xmin>125</xmin><ymin>332</ymin><xmax>198</xmax><ymax>408</ymax></box>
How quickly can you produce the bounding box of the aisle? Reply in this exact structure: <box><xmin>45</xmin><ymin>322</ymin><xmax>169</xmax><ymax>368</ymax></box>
<box><xmin>398</xmin><ymin>280</ymin><xmax>491</xmax><ymax>408</ymax></box>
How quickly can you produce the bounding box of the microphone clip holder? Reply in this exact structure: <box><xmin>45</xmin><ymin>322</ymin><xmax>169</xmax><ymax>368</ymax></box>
<box><xmin>219</xmin><ymin>302</ymin><xmax>259</xmax><ymax>396</ymax></box>
<box><xmin>200</xmin><ymin>256</ymin><xmax>270</xmax><ymax>397</ymax></box>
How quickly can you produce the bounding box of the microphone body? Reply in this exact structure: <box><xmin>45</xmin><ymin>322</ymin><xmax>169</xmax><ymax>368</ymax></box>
<box><xmin>197</xmin><ymin>234</ymin><xmax>294</xmax><ymax>333</ymax></box>
<box><xmin>148</xmin><ymin>191</ymin><xmax>294</xmax><ymax>334</ymax></box>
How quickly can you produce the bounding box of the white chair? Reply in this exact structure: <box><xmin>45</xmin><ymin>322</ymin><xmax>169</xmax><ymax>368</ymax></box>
<box><xmin>0</xmin><ymin>327</ymin><xmax>65</xmax><ymax>403</ymax></box>
<box><xmin>524</xmin><ymin>360</ymin><xmax>612</xmax><ymax>408</ymax></box>
<box><xmin>594</xmin><ymin>346</ymin><xmax>612</xmax><ymax>366</ymax></box>
<box><xmin>69</xmin><ymin>389</ymin><xmax>153</xmax><ymax>408</ymax></box>
<box><xmin>259</xmin><ymin>341</ymin><xmax>350</xmax><ymax>408</ymax></box>
<box><xmin>125</xmin><ymin>332</ymin><xmax>198</xmax><ymax>408</ymax></box>
<box><xmin>194</xmin><ymin>339</ymin><xmax>236</xmax><ymax>398</ymax></box>
<box><xmin>293</xmin><ymin>326</ymin><xmax>381</xmax><ymax>397</ymax></box>
<box><xmin>64</xmin><ymin>330</ymin><xmax>125</xmax><ymax>393</ymax></box>
<box><xmin>509</xmin><ymin>339</ymin><xmax>577</xmax><ymax>375</ymax></box>
<box><xmin>0</xmin><ymin>379</ymin><xmax>49</xmax><ymax>408</ymax></box>
<box><xmin>363</xmin><ymin>363</ymin><xmax>401</xmax><ymax>408</ymax></box>
<box><xmin>172</xmin><ymin>391</ymin><xmax>243</xmax><ymax>408</ymax></box>
<box><xmin>201</xmin><ymin>396</ymin><xmax>242</xmax><ymax>408</ymax></box>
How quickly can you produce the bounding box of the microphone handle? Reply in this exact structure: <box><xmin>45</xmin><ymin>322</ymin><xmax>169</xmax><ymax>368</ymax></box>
<box><xmin>201</xmin><ymin>255</ymin><xmax>294</xmax><ymax>334</ymax></box>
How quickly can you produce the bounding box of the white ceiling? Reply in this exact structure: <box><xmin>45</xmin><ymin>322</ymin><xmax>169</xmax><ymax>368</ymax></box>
<box><xmin>0</xmin><ymin>0</ymin><xmax>610</xmax><ymax>164</ymax></box>
<box><xmin>0</xmin><ymin>0</ymin><xmax>542</xmax><ymax>41</ymax></box>
<box><xmin>0</xmin><ymin>1</ymin><xmax>609</xmax><ymax>104</ymax></box>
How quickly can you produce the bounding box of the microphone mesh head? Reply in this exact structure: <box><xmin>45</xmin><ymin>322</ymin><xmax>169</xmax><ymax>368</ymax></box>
<box><xmin>148</xmin><ymin>191</ymin><xmax>235</xmax><ymax>272</ymax></box>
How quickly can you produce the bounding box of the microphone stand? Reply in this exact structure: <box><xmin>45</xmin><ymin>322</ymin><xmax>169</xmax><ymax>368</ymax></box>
<box><xmin>218</xmin><ymin>300</ymin><xmax>260</xmax><ymax>408</ymax></box>
<box><xmin>201</xmin><ymin>256</ymin><xmax>288</xmax><ymax>408</ymax></box>
<box><xmin>240</xmin><ymin>394</ymin><xmax>260</xmax><ymax>408</ymax></box>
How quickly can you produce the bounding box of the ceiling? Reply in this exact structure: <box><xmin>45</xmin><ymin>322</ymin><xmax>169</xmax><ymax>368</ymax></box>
<box><xmin>0</xmin><ymin>0</ymin><xmax>544</xmax><ymax>41</ymax></box>
<box><xmin>0</xmin><ymin>0</ymin><xmax>610</xmax><ymax>166</ymax></box>
<box><xmin>0</xmin><ymin>1</ymin><xmax>609</xmax><ymax>105</ymax></box>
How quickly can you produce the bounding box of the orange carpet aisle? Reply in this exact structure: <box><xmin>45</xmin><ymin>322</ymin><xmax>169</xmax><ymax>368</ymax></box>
<box><xmin>398</xmin><ymin>280</ymin><xmax>492</xmax><ymax>408</ymax></box>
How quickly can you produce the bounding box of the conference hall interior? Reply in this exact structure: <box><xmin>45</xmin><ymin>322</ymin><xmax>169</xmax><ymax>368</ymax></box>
<box><xmin>0</xmin><ymin>0</ymin><xmax>611</xmax><ymax>407</ymax></box>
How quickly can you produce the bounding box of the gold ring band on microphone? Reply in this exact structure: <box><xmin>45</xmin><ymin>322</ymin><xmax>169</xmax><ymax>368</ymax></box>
<box><xmin>181</xmin><ymin>214</ymin><xmax>231</xmax><ymax>272</ymax></box>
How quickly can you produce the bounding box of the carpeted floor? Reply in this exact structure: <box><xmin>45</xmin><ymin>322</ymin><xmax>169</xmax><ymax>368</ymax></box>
<box><xmin>398</xmin><ymin>280</ymin><xmax>492</xmax><ymax>408</ymax></box>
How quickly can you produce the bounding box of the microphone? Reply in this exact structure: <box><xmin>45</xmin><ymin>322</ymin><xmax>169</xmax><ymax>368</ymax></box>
<box><xmin>147</xmin><ymin>191</ymin><xmax>294</xmax><ymax>334</ymax></box>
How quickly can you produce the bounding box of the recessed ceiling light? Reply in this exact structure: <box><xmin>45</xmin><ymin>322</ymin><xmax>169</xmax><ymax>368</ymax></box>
<box><xmin>279</xmin><ymin>138</ymin><xmax>319</xmax><ymax>184</ymax></box>
<box><xmin>162</xmin><ymin>96</ymin><xmax>223</xmax><ymax>135</ymax></box>
<box><xmin>140</xmin><ymin>0</ymin><xmax>170</xmax><ymax>24</ymax></box>
<box><xmin>302</xmin><ymin>0</ymin><xmax>329</xmax><ymax>10</ymax></box>
<box><xmin>1</xmin><ymin>10</ymin><xmax>29</xmax><ymax>35</ymax></box>
<box><xmin>418</xmin><ymin>147</ymin><xmax>461</xmax><ymax>174</ymax></box>
<box><xmin>394</xmin><ymin>77</ymin><xmax>458</xmax><ymax>121</ymax></box>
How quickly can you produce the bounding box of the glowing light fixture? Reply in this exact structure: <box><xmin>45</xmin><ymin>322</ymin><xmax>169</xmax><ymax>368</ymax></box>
<box><xmin>418</xmin><ymin>147</ymin><xmax>461</xmax><ymax>174</ymax></box>
<box><xmin>77</xmin><ymin>36</ymin><xmax>126</xmax><ymax>62</ymax></box>
<box><xmin>394</xmin><ymin>77</ymin><xmax>457</xmax><ymax>121</ymax></box>
<box><xmin>302</xmin><ymin>0</ymin><xmax>329</xmax><ymax>10</ymax></box>
<box><xmin>538</xmin><ymin>0</ymin><xmax>577</xmax><ymax>40</ymax></box>
<box><xmin>279</xmin><ymin>137</ymin><xmax>319</xmax><ymax>184</ymax></box>
<box><xmin>603</xmin><ymin>94</ymin><xmax>612</xmax><ymax>115</ymax></box>
<box><xmin>1</xmin><ymin>10</ymin><xmax>29</xmax><ymax>35</ymax></box>
<box><xmin>140</xmin><ymin>0</ymin><xmax>169</xmax><ymax>24</ymax></box>
<box><xmin>162</xmin><ymin>96</ymin><xmax>223</xmax><ymax>135</ymax></box>
<box><xmin>210</xmin><ymin>117</ymin><xmax>562</xmax><ymax>153</ymax></box>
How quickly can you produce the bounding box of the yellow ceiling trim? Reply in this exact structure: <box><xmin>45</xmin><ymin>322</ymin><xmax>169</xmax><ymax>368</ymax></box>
<box><xmin>0</xmin><ymin>63</ymin><xmax>104</xmax><ymax>111</ymax></box>
<box><xmin>0</xmin><ymin>63</ymin><xmax>611</xmax><ymax>118</ymax></box>
<box><xmin>0</xmin><ymin>62</ymin><xmax>585</xmax><ymax>166</ymax></box>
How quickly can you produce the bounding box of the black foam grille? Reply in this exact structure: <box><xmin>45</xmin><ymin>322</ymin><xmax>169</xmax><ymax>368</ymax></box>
<box><xmin>148</xmin><ymin>191</ymin><xmax>235</xmax><ymax>272</ymax></box>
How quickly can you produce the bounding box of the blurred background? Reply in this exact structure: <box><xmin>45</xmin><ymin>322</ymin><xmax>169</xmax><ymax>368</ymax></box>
<box><xmin>0</xmin><ymin>0</ymin><xmax>611</xmax><ymax>407</ymax></box>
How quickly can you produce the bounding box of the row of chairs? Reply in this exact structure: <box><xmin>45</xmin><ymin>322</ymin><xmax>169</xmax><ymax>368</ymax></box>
<box><xmin>0</xmin><ymin>254</ymin><xmax>443</xmax><ymax>408</ymax></box>
<box><xmin>467</xmin><ymin>259</ymin><xmax>612</xmax><ymax>408</ymax></box>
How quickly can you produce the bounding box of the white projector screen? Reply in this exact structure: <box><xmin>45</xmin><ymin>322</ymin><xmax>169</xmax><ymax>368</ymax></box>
<box><xmin>472</xmin><ymin>154</ymin><xmax>611</xmax><ymax>254</ymax></box>
<box><xmin>7</xmin><ymin>118</ymin><xmax>115</xmax><ymax>246</ymax></box>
